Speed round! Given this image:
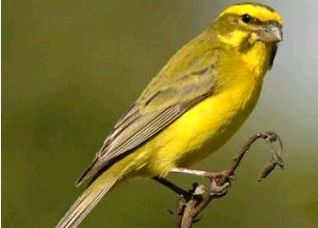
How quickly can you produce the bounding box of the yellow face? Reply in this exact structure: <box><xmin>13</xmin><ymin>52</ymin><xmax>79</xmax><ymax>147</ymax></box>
<box><xmin>215</xmin><ymin>2</ymin><xmax>283</xmax><ymax>47</ymax></box>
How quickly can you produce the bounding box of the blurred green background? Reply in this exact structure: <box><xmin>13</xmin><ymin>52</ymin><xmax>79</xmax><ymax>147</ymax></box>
<box><xmin>3</xmin><ymin>0</ymin><xmax>318</xmax><ymax>227</ymax></box>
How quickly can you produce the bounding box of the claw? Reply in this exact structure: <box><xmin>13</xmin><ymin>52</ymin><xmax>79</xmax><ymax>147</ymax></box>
<box><xmin>210</xmin><ymin>179</ymin><xmax>230</xmax><ymax>196</ymax></box>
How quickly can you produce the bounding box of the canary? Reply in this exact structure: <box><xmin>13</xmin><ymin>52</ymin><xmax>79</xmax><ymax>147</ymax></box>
<box><xmin>56</xmin><ymin>2</ymin><xmax>283</xmax><ymax>227</ymax></box>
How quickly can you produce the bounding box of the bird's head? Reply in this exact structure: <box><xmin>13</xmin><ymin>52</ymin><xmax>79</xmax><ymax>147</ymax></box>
<box><xmin>213</xmin><ymin>2</ymin><xmax>283</xmax><ymax>48</ymax></box>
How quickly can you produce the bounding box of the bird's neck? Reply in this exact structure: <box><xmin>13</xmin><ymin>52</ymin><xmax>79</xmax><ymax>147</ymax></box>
<box><xmin>241</xmin><ymin>42</ymin><xmax>272</xmax><ymax>77</ymax></box>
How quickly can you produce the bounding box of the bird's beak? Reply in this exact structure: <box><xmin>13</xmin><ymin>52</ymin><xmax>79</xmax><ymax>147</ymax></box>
<box><xmin>257</xmin><ymin>23</ymin><xmax>283</xmax><ymax>43</ymax></box>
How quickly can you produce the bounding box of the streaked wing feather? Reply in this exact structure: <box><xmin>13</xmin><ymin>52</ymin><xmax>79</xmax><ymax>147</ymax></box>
<box><xmin>98</xmin><ymin>65</ymin><xmax>216</xmax><ymax>164</ymax></box>
<box><xmin>99</xmin><ymin>105</ymin><xmax>140</xmax><ymax>152</ymax></box>
<box><xmin>102</xmin><ymin>106</ymin><xmax>179</xmax><ymax>160</ymax></box>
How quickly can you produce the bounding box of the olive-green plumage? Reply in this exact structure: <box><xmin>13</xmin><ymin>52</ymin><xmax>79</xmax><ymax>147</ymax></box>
<box><xmin>57</xmin><ymin>2</ymin><xmax>283</xmax><ymax>228</ymax></box>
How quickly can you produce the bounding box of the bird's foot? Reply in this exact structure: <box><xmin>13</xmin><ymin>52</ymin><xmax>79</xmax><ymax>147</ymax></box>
<box><xmin>170</xmin><ymin>168</ymin><xmax>234</xmax><ymax>197</ymax></box>
<box><xmin>208</xmin><ymin>172</ymin><xmax>233</xmax><ymax>197</ymax></box>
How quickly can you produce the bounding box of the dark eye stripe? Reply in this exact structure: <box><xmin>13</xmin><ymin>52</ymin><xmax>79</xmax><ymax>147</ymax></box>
<box><xmin>241</xmin><ymin>15</ymin><xmax>273</xmax><ymax>27</ymax></box>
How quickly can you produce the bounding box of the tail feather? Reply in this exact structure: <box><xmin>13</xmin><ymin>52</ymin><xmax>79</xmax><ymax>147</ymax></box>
<box><xmin>74</xmin><ymin>157</ymin><xmax>100</xmax><ymax>187</ymax></box>
<box><xmin>56</xmin><ymin>176</ymin><xmax>117</xmax><ymax>228</ymax></box>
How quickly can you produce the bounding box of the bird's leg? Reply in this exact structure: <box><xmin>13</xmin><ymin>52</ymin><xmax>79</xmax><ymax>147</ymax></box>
<box><xmin>171</xmin><ymin>167</ymin><xmax>233</xmax><ymax>196</ymax></box>
<box><xmin>153</xmin><ymin>176</ymin><xmax>193</xmax><ymax>199</ymax></box>
<box><xmin>170</xmin><ymin>168</ymin><xmax>211</xmax><ymax>177</ymax></box>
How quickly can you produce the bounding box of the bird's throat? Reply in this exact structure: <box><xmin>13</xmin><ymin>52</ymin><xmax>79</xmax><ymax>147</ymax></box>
<box><xmin>241</xmin><ymin>42</ymin><xmax>271</xmax><ymax>77</ymax></box>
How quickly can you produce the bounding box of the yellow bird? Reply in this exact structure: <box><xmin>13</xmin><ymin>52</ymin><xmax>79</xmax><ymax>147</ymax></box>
<box><xmin>57</xmin><ymin>2</ymin><xmax>283</xmax><ymax>227</ymax></box>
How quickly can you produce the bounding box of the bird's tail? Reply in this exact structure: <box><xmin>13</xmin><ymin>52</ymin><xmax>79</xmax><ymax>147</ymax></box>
<box><xmin>56</xmin><ymin>168</ymin><xmax>120</xmax><ymax>228</ymax></box>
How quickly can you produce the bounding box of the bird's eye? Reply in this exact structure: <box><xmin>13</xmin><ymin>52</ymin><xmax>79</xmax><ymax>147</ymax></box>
<box><xmin>241</xmin><ymin>14</ymin><xmax>252</xmax><ymax>23</ymax></box>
